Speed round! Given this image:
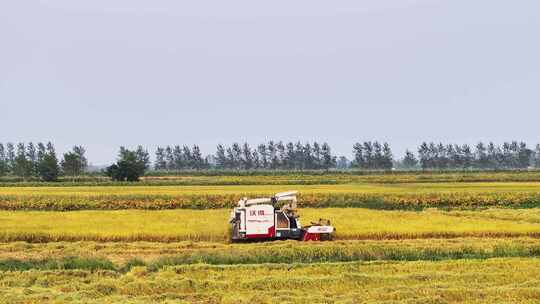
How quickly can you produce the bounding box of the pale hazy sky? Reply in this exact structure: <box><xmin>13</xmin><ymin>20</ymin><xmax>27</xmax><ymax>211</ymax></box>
<box><xmin>1</xmin><ymin>0</ymin><xmax>539</xmax><ymax>164</ymax></box>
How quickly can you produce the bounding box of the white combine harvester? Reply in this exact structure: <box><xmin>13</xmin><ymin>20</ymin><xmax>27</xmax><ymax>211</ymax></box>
<box><xmin>229</xmin><ymin>191</ymin><xmax>334</xmax><ymax>242</ymax></box>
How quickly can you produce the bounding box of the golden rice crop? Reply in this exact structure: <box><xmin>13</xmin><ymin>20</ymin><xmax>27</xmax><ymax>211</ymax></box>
<box><xmin>2</xmin><ymin>208</ymin><xmax>540</xmax><ymax>243</ymax></box>
<box><xmin>1</xmin><ymin>182</ymin><xmax>540</xmax><ymax>210</ymax></box>
<box><xmin>1</xmin><ymin>258</ymin><xmax>539</xmax><ymax>303</ymax></box>
<box><xmin>2</xmin><ymin>238</ymin><xmax>540</xmax><ymax>265</ymax></box>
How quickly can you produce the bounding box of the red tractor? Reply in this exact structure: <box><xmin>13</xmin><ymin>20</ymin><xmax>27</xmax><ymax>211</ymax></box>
<box><xmin>229</xmin><ymin>191</ymin><xmax>334</xmax><ymax>242</ymax></box>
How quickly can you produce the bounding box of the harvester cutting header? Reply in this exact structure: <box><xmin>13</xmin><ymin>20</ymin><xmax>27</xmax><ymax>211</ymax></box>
<box><xmin>229</xmin><ymin>191</ymin><xmax>334</xmax><ymax>242</ymax></box>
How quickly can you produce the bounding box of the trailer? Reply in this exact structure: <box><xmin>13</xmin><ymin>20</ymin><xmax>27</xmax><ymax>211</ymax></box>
<box><xmin>229</xmin><ymin>191</ymin><xmax>334</xmax><ymax>242</ymax></box>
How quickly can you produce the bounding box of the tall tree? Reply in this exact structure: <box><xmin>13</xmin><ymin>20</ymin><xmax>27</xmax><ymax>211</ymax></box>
<box><xmin>285</xmin><ymin>142</ymin><xmax>295</xmax><ymax>169</ymax></box>
<box><xmin>321</xmin><ymin>143</ymin><xmax>336</xmax><ymax>170</ymax></box>
<box><xmin>191</xmin><ymin>145</ymin><xmax>205</xmax><ymax>170</ymax></box>
<box><xmin>61</xmin><ymin>146</ymin><xmax>88</xmax><ymax>179</ymax></box>
<box><xmin>252</xmin><ymin>149</ymin><xmax>260</xmax><ymax>169</ymax></box>
<box><xmin>517</xmin><ymin>142</ymin><xmax>533</xmax><ymax>169</ymax></box>
<box><xmin>73</xmin><ymin>146</ymin><xmax>88</xmax><ymax>173</ymax></box>
<box><xmin>0</xmin><ymin>144</ymin><xmax>6</xmax><ymax>176</ymax></box>
<box><xmin>165</xmin><ymin>146</ymin><xmax>174</xmax><ymax>170</ymax></box>
<box><xmin>231</xmin><ymin>143</ymin><xmax>242</xmax><ymax>169</ymax></box>
<box><xmin>241</xmin><ymin>143</ymin><xmax>253</xmax><ymax>170</ymax></box>
<box><xmin>13</xmin><ymin>143</ymin><xmax>32</xmax><ymax>179</ymax></box>
<box><xmin>535</xmin><ymin>144</ymin><xmax>540</xmax><ymax>168</ymax></box>
<box><xmin>382</xmin><ymin>143</ymin><xmax>393</xmax><ymax>170</ymax></box>
<box><xmin>226</xmin><ymin>147</ymin><xmax>235</xmax><ymax>169</ymax></box>
<box><xmin>26</xmin><ymin>142</ymin><xmax>38</xmax><ymax>176</ymax></box>
<box><xmin>182</xmin><ymin>146</ymin><xmax>193</xmax><ymax>169</ymax></box>
<box><xmin>487</xmin><ymin>142</ymin><xmax>500</xmax><ymax>169</ymax></box>
<box><xmin>402</xmin><ymin>150</ymin><xmax>418</xmax><ymax>169</ymax></box>
<box><xmin>154</xmin><ymin>147</ymin><xmax>167</xmax><ymax>170</ymax></box>
<box><xmin>268</xmin><ymin>141</ymin><xmax>279</xmax><ymax>169</ymax></box>
<box><xmin>257</xmin><ymin>144</ymin><xmax>268</xmax><ymax>169</ymax></box>
<box><xmin>303</xmin><ymin>143</ymin><xmax>314</xmax><ymax>169</ymax></box>
<box><xmin>336</xmin><ymin>156</ymin><xmax>349</xmax><ymax>169</ymax></box>
<box><xmin>37</xmin><ymin>143</ymin><xmax>46</xmax><ymax>164</ymax></box>
<box><xmin>6</xmin><ymin>143</ymin><xmax>15</xmax><ymax>173</ymax></box>
<box><xmin>61</xmin><ymin>152</ymin><xmax>81</xmax><ymax>180</ymax></box>
<box><xmin>135</xmin><ymin>146</ymin><xmax>151</xmax><ymax>171</ymax></box>
<box><xmin>215</xmin><ymin>144</ymin><xmax>227</xmax><ymax>169</ymax></box>
<box><xmin>173</xmin><ymin>146</ymin><xmax>184</xmax><ymax>170</ymax></box>
<box><xmin>277</xmin><ymin>142</ymin><xmax>286</xmax><ymax>168</ymax></box>
<box><xmin>417</xmin><ymin>142</ymin><xmax>430</xmax><ymax>170</ymax></box>
<box><xmin>38</xmin><ymin>142</ymin><xmax>59</xmax><ymax>182</ymax></box>
<box><xmin>352</xmin><ymin>142</ymin><xmax>365</xmax><ymax>169</ymax></box>
<box><xmin>313</xmin><ymin>142</ymin><xmax>322</xmax><ymax>169</ymax></box>
<box><xmin>475</xmin><ymin>142</ymin><xmax>489</xmax><ymax>169</ymax></box>
<box><xmin>461</xmin><ymin>144</ymin><xmax>474</xmax><ymax>169</ymax></box>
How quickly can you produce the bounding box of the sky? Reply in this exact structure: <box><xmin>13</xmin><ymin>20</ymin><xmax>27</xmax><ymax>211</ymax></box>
<box><xmin>1</xmin><ymin>0</ymin><xmax>539</xmax><ymax>165</ymax></box>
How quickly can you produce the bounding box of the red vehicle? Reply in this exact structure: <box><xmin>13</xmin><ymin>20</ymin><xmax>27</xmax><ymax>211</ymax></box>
<box><xmin>229</xmin><ymin>191</ymin><xmax>334</xmax><ymax>242</ymax></box>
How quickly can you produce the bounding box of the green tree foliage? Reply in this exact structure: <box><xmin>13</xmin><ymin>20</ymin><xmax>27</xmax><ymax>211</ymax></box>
<box><xmin>154</xmin><ymin>147</ymin><xmax>166</xmax><ymax>170</ymax></box>
<box><xmin>61</xmin><ymin>152</ymin><xmax>80</xmax><ymax>178</ymax></box>
<box><xmin>352</xmin><ymin>141</ymin><xmax>393</xmax><ymax>170</ymax></box>
<box><xmin>153</xmin><ymin>145</ymin><xmax>206</xmax><ymax>171</ymax></box>
<box><xmin>105</xmin><ymin>147</ymin><xmax>148</xmax><ymax>181</ymax></box>
<box><xmin>6</xmin><ymin>143</ymin><xmax>15</xmax><ymax>172</ymax></box>
<box><xmin>0</xmin><ymin>142</ymin><xmax>63</xmax><ymax>179</ymax></box>
<box><xmin>38</xmin><ymin>152</ymin><xmax>60</xmax><ymax>181</ymax></box>
<box><xmin>188</xmin><ymin>141</ymin><xmax>337</xmax><ymax>170</ymax></box>
<box><xmin>13</xmin><ymin>143</ymin><xmax>32</xmax><ymax>180</ymax></box>
<box><xmin>336</xmin><ymin>156</ymin><xmax>350</xmax><ymax>169</ymax></box>
<box><xmin>0</xmin><ymin>144</ymin><xmax>7</xmax><ymax>176</ymax></box>
<box><xmin>26</xmin><ymin>142</ymin><xmax>37</xmax><ymax>176</ymax></box>
<box><xmin>417</xmin><ymin>141</ymin><xmax>534</xmax><ymax>170</ymax></box>
<box><xmin>535</xmin><ymin>144</ymin><xmax>540</xmax><ymax>168</ymax></box>
<box><xmin>61</xmin><ymin>146</ymin><xmax>88</xmax><ymax>180</ymax></box>
<box><xmin>321</xmin><ymin>143</ymin><xmax>336</xmax><ymax>170</ymax></box>
<box><xmin>402</xmin><ymin>150</ymin><xmax>418</xmax><ymax>169</ymax></box>
<box><xmin>215</xmin><ymin>144</ymin><xmax>227</xmax><ymax>169</ymax></box>
<box><xmin>36</xmin><ymin>142</ymin><xmax>60</xmax><ymax>181</ymax></box>
<box><xmin>135</xmin><ymin>146</ymin><xmax>151</xmax><ymax>171</ymax></box>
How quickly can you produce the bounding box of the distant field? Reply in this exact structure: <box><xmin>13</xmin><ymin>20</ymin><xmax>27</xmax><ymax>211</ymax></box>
<box><xmin>4</xmin><ymin>170</ymin><xmax>540</xmax><ymax>187</ymax></box>
<box><xmin>1</xmin><ymin>182</ymin><xmax>540</xmax><ymax>210</ymax></box>
<box><xmin>2</xmin><ymin>208</ymin><xmax>540</xmax><ymax>242</ymax></box>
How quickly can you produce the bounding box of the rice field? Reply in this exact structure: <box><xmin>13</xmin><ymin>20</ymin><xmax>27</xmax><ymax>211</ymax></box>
<box><xmin>6</xmin><ymin>170</ymin><xmax>540</xmax><ymax>187</ymax></box>
<box><xmin>2</xmin><ymin>208</ymin><xmax>540</xmax><ymax>243</ymax></box>
<box><xmin>2</xmin><ymin>182</ymin><xmax>540</xmax><ymax>210</ymax></box>
<box><xmin>4</xmin><ymin>174</ymin><xmax>540</xmax><ymax>302</ymax></box>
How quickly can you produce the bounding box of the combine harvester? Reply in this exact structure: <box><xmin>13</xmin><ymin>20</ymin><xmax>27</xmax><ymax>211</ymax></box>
<box><xmin>229</xmin><ymin>191</ymin><xmax>334</xmax><ymax>242</ymax></box>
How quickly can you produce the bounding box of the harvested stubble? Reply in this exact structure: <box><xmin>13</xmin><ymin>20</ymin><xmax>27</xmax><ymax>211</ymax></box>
<box><xmin>2</xmin><ymin>208</ymin><xmax>540</xmax><ymax>243</ymax></box>
<box><xmin>1</xmin><ymin>258</ymin><xmax>540</xmax><ymax>303</ymax></box>
<box><xmin>2</xmin><ymin>238</ymin><xmax>540</xmax><ymax>267</ymax></box>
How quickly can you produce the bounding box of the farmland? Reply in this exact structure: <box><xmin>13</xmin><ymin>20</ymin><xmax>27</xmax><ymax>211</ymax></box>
<box><xmin>3</xmin><ymin>172</ymin><xmax>540</xmax><ymax>303</ymax></box>
<box><xmin>2</xmin><ymin>208</ymin><xmax>540</xmax><ymax>242</ymax></box>
<box><xmin>3</xmin><ymin>181</ymin><xmax>540</xmax><ymax>211</ymax></box>
<box><xmin>1</xmin><ymin>258</ymin><xmax>540</xmax><ymax>303</ymax></box>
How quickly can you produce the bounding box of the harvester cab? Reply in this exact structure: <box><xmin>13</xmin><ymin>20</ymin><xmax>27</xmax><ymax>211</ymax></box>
<box><xmin>229</xmin><ymin>191</ymin><xmax>334</xmax><ymax>242</ymax></box>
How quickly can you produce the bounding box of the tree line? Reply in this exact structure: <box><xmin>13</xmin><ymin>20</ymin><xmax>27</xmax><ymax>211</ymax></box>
<box><xmin>5</xmin><ymin>140</ymin><xmax>540</xmax><ymax>182</ymax></box>
<box><xmin>213</xmin><ymin>141</ymin><xmax>336</xmax><ymax>170</ymax></box>
<box><xmin>403</xmin><ymin>141</ymin><xmax>540</xmax><ymax>170</ymax></box>
<box><xmin>352</xmin><ymin>141</ymin><xmax>393</xmax><ymax>170</ymax></box>
<box><xmin>154</xmin><ymin>145</ymin><xmax>208</xmax><ymax>171</ymax></box>
<box><xmin>0</xmin><ymin>142</ymin><xmax>88</xmax><ymax>181</ymax></box>
<box><xmin>154</xmin><ymin>141</ymin><xmax>337</xmax><ymax>171</ymax></box>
